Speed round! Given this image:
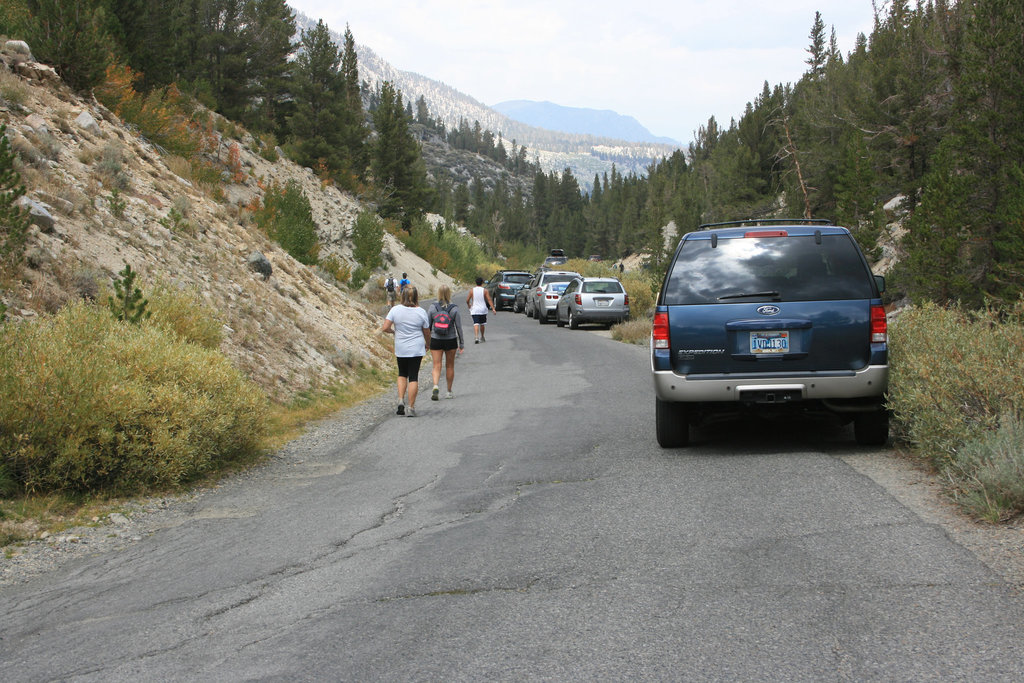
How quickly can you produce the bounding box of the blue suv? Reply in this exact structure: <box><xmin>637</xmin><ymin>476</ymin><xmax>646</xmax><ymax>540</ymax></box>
<box><xmin>651</xmin><ymin>220</ymin><xmax>889</xmax><ymax>447</ymax></box>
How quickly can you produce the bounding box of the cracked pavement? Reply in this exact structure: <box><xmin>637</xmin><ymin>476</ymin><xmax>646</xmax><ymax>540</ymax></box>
<box><xmin>2</xmin><ymin>313</ymin><xmax>1024</xmax><ymax>681</ymax></box>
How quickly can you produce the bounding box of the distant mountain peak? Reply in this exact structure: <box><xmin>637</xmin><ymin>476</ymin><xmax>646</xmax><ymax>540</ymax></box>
<box><xmin>492</xmin><ymin>100</ymin><xmax>680</xmax><ymax>146</ymax></box>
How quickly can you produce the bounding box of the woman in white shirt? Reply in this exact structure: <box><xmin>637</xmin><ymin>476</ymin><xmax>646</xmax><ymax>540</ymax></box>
<box><xmin>381</xmin><ymin>286</ymin><xmax>430</xmax><ymax>417</ymax></box>
<box><xmin>465</xmin><ymin>276</ymin><xmax>496</xmax><ymax>343</ymax></box>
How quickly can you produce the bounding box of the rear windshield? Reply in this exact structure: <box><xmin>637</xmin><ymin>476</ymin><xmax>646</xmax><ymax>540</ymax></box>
<box><xmin>542</xmin><ymin>274</ymin><xmax>577</xmax><ymax>285</ymax></box>
<box><xmin>662</xmin><ymin>234</ymin><xmax>875</xmax><ymax>305</ymax></box>
<box><xmin>505</xmin><ymin>274</ymin><xmax>531</xmax><ymax>284</ymax></box>
<box><xmin>583</xmin><ymin>281</ymin><xmax>623</xmax><ymax>294</ymax></box>
<box><xmin>547</xmin><ymin>282</ymin><xmax>569</xmax><ymax>293</ymax></box>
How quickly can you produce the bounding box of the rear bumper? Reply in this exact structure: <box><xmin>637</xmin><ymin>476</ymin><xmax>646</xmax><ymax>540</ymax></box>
<box><xmin>652</xmin><ymin>364</ymin><xmax>888</xmax><ymax>407</ymax></box>
<box><xmin>494</xmin><ymin>292</ymin><xmax>518</xmax><ymax>308</ymax></box>
<box><xmin>576</xmin><ymin>308</ymin><xmax>629</xmax><ymax>323</ymax></box>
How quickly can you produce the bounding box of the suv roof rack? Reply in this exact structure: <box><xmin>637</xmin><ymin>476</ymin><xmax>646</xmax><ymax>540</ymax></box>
<box><xmin>698</xmin><ymin>218</ymin><xmax>833</xmax><ymax>231</ymax></box>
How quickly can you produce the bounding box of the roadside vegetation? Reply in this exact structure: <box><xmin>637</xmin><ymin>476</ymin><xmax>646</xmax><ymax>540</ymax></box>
<box><xmin>889</xmin><ymin>302</ymin><xmax>1024</xmax><ymax>522</ymax></box>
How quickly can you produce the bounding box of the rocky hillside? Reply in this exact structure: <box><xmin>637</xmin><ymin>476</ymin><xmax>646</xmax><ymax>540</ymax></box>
<box><xmin>0</xmin><ymin>40</ymin><xmax>456</xmax><ymax>402</ymax></box>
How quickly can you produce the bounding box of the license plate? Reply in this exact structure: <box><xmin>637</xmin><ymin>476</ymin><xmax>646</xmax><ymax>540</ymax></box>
<box><xmin>750</xmin><ymin>331</ymin><xmax>789</xmax><ymax>354</ymax></box>
<box><xmin>595</xmin><ymin>299</ymin><xmax>611</xmax><ymax>307</ymax></box>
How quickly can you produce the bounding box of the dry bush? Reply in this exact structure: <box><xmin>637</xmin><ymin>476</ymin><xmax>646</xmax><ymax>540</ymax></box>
<box><xmin>0</xmin><ymin>67</ymin><xmax>27</xmax><ymax>106</ymax></box>
<box><xmin>146</xmin><ymin>281</ymin><xmax>224</xmax><ymax>350</ymax></box>
<box><xmin>0</xmin><ymin>301</ymin><xmax>267</xmax><ymax>494</ymax></box>
<box><xmin>889</xmin><ymin>302</ymin><xmax>1024</xmax><ymax>520</ymax></box>
<box><xmin>611</xmin><ymin>316</ymin><xmax>652</xmax><ymax>345</ymax></box>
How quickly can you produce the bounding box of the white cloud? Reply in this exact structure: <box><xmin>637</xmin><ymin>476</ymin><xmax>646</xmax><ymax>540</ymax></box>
<box><xmin>288</xmin><ymin>0</ymin><xmax>877</xmax><ymax>143</ymax></box>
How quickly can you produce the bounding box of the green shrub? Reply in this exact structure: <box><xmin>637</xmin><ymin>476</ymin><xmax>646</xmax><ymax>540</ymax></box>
<box><xmin>351</xmin><ymin>210</ymin><xmax>384</xmax><ymax>271</ymax></box>
<box><xmin>948</xmin><ymin>416</ymin><xmax>1024</xmax><ymax>522</ymax></box>
<box><xmin>1</xmin><ymin>123</ymin><xmax>29</xmax><ymax>273</ymax></box>
<box><xmin>888</xmin><ymin>302</ymin><xmax>1024</xmax><ymax>468</ymax></box>
<box><xmin>255</xmin><ymin>181</ymin><xmax>319</xmax><ymax>265</ymax></box>
<box><xmin>0</xmin><ymin>301</ymin><xmax>268</xmax><ymax>494</ymax></box>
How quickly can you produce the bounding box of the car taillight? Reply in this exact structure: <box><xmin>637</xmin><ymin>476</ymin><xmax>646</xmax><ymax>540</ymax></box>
<box><xmin>623</xmin><ymin>294</ymin><xmax>629</xmax><ymax>306</ymax></box>
<box><xmin>574</xmin><ymin>294</ymin><xmax>582</xmax><ymax>305</ymax></box>
<box><xmin>498</xmin><ymin>284</ymin><xmax>510</xmax><ymax>290</ymax></box>
<box><xmin>652</xmin><ymin>311</ymin><xmax>669</xmax><ymax>349</ymax></box>
<box><xmin>871</xmin><ymin>305</ymin><xmax>887</xmax><ymax>343</ymax></box>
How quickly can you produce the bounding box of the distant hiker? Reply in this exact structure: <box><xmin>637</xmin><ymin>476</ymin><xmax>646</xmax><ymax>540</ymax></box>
<box><xmin>381</xmin><ymin>286</ymin><xmax>429</xmax><ymax>417</ymax></box>
<box><xmin>466</xmin><ymin>276</ymin><xmax>496</xmax><ymax>344</ymax></box>
<box><xmin>398</xmin><ymin>272</ymin><xmax>410</xmax><ymax>294</ymax></box>
<box><xmin>384</xmin><ymin>274</ymin><xmax>397</xmax><ymax>305</ymax></box>
<box><xmin>428</xmin><ymin>284</ymin><xmax>465</xmax><ymax>400</ymax></box>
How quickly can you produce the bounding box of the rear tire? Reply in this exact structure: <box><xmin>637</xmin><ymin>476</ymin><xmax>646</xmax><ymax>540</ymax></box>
<box><xmin>656</xmin><ymin>398</ymin><xmax>690</xmax><ymax>448</ymax></box>
<box><xmin>538</xmin><ymin>310</ymin><xmax>547</xmax><ymax>324</ymax></box>
<box><xmin>568</xmin><ymin>309</ymin><xmax>579</xmax><ymax>329</ymax></box>
<box><xmin>513</xmin><ymin>300</ymin><xmax>521</xmax><ymax>313</ymax></box>
<box><xmin>854</xmin><ymin>410</ymin><xmax>890</xmax><ymax>446</ymax></box>
<box><xmin>556</xmin><ymin>310</ymin><xmax>565</xmax><ymax>327</ymax></box>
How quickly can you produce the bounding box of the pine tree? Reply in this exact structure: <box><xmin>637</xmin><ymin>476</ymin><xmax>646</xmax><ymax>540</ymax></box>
<box><xmin>338</xmin><ymin>25</ymin><xmax>368</xmax><ymax>181</ymax></box>
<box><xmin>108</xmin><ymin>263</ymin><xmax>151</xmax><ymax>324</ymax></box>
<box><xmin>288</xmin><ymin>19</ymin><xmax>345</xmax><ymax>174</ymax></box>
<box><xmin>238</xmin><ymin>0</ymin><xmax>296</xmax><ymax>132</ymax></box>
<box><xmin>26</xmin><ymin>0</ymin><xmax>113</xmax><ymax>92</ymax></box>
<box><xmin>371</xmin><ymin>81</ymin><xmax>430</xmax><ymax>224</ymax></box>
<box><xmin>805</xmin><ymin>11</ymin><xmax>827</xmax><ymax>79</ymax></box>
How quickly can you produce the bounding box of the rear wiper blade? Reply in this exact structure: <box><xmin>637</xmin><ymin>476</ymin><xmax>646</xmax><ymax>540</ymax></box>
<box><xmin>717</xmin><ymin>291</ymin><xmax>781</xmax><ymax>300</ymax></box>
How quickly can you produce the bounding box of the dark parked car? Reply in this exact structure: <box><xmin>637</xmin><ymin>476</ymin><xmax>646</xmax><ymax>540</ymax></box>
<box><xmin>486</xmin><ymin>270</ymin><xmax>532</xmax><ymax>311</ymax></box>
<box><xmin>524</xmin><ymin>270</ymin><xmax>580</xmax><ymax>318</ymax></box>
<box><xmin>555</xmin><ymin>277</ymin><xmax>629</xmax><ymax>328</ymax></box>
<box><xmin>651</xmin><ymin>219</ymin><xmax>889</xmax><ymax>448</ymax></box>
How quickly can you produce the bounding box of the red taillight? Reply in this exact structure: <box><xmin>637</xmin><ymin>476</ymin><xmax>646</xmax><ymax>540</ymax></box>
<box><xmin>871</xmin><ymin>305</ymin><xmax>887</xmax><ymax>343</ymax></box>
<box><xmin>652</xmin><ymin>311</ymin><xmax>669</xmax><ymax>349</ymax></box>
<box><xmin>744</xmin><ymin>230</ymin><xmax>788</xmax><ymax>238</ymax></box>
<box><xmin>574</xmin><ymin>294</ymin><xmax>582</xmax><ymax>305</ymax></box>
<box><xmin>498</xmin><ymin>284</ymin><xmax>510</xmax><ymax>290</ymax></box>
<box><xmin>623</xmin><ymin>294</ymin><xmax>629</xmax><ymax>306</ymax></box>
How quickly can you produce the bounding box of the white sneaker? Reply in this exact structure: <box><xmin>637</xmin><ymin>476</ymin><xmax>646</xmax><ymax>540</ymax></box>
<box><xmin>445</xmin><ymin>391</ymin><xmax>454</xmax><ymax>399</ymax></box>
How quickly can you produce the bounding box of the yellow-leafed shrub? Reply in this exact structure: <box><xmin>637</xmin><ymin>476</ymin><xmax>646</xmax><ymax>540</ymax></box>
<box><xmin>0</xmin><ymin>301</ymin><xmax>267</xmax><ymax>494</ymax></box>
<box><xmin>145</xmin><ymin>281</ymin><xmax>224</xmax><ymax>350</ymax></box>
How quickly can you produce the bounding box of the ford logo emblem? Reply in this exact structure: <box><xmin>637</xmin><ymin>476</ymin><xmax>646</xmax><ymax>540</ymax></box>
<box><xmin>757</xmin><ymin>305</ymin><xmax>781</xmax><ymax>316</ymax></box>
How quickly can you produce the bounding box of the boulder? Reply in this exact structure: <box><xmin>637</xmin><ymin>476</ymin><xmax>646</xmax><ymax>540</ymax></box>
<box><xmin>12</xmin><ymin>61</ymin><xmax>60</xmax><ymax>84</ymax></box>
<box><xmin>248</xmin><ymin>251</ymin><xmax>272</xmax><ymax>280</ymax></box>
<box><xmin>74</xmin><ymin>111</ymin><xmax>102</xmax><ymax>136</ymax></box>
<box><xmin>3</xmin><ymin>40</ymin><xmax>32</xmax><ymax>59</ymax></box>
<box><xmin>16</xmin><ymin>196</ymin><xmax>56</xmax><ymax>233</ymax></box>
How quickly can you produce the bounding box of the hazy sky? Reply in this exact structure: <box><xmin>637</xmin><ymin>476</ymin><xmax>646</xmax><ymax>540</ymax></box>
<box><xmin>286</xmin><ymin>1</ymin><xmax>879</xmax><ymax>145</ymax></box>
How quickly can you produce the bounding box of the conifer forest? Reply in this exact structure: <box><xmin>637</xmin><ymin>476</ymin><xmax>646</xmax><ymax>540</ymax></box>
<box><xmin>3</xmin><ymin>0</ymin><xmax>1023</xmax><ymax>307</ymax></box>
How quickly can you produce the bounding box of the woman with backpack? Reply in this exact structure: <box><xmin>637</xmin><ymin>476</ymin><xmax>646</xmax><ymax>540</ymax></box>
<box><xmin>427</xmin><ymin>285</ymin><xmax>465</xmax><ymax>400</ymax></box>
<box><xmin>381</xmin><ymin>286</ymin><xmax>430</xmax><ymax>417</ymax></box>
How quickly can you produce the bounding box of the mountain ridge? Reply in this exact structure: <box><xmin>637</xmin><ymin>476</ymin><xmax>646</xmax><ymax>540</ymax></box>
<box><xmin>292</xmin><ymin>12</ymin><xmax>680</xmax><ymax>182</ymax></box>
<box><xmin>492</xmin><ymin>100</ymin><xmax>680</xmax><ymax>146</ymax></box>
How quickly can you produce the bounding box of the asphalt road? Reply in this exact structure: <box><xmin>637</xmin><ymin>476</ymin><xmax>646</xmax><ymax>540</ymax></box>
<box><xmin>2</xmin><ymin>308</ymin><xmax>1024</xmax><ymax>681</ymax></box>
